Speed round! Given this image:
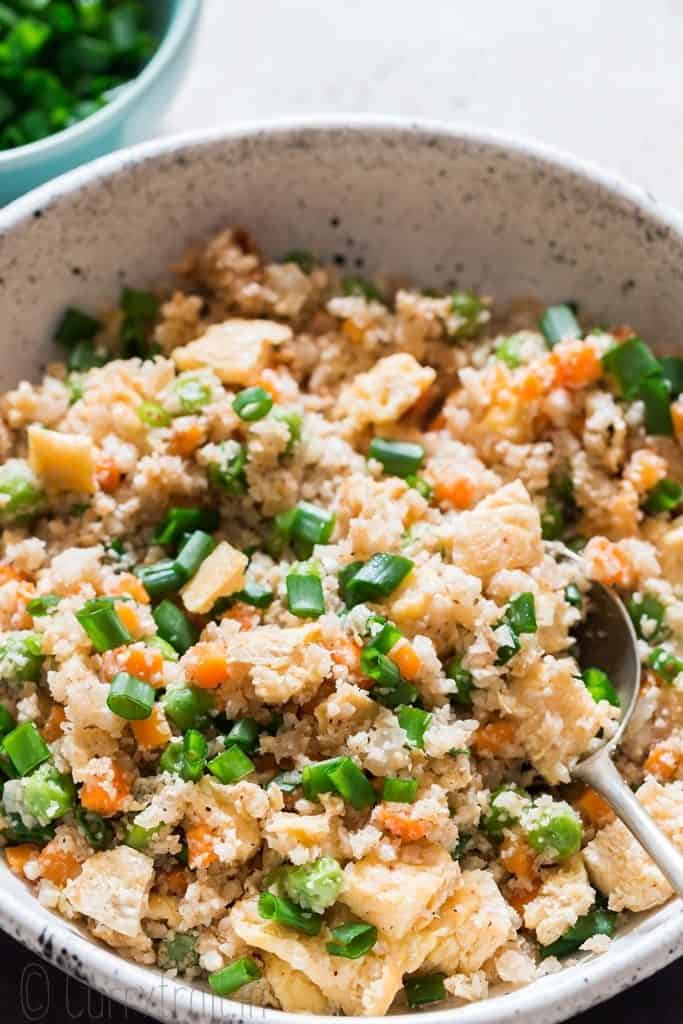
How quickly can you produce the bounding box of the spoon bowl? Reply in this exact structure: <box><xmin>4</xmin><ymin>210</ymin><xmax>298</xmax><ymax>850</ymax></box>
<box><xmin>563</xmin><ymin>547</ymin><xmax>683</xmax><ymax>897</ymax></box>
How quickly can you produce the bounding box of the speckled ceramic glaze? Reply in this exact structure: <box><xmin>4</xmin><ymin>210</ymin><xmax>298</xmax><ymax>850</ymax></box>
<box><xmin>0</xmin><ymin>121</ymin><xmax>681</xmax><ymax>1024</ymax></box>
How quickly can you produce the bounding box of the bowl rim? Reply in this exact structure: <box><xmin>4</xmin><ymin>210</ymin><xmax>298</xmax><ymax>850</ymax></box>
<box><xmin>0</xmin><ymin>0</ymin><xmax>201</xmax><ymax>167</ymax></box>
<box><xmin>0</xmin><ymin>118</ymin><xmax>682</xmax><ymax>1024</ymax></box>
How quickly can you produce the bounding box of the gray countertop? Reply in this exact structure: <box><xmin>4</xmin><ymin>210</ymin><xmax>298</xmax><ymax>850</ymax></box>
<box><xmin>3</xmin><ymin>1</ymin><xmax>683</xmax><ymax>1020</ymax></box>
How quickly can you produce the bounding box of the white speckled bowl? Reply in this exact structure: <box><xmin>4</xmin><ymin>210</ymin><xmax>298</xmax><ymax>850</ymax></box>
<box><xmin>0</xmin><ymin>120</ymin><xmax>681</xmax><ymax>1024</ymax></box>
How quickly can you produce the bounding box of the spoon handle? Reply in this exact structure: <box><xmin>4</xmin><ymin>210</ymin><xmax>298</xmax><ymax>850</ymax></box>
<box><xmin>576</xmin><ymin>751</ymin><xmax>683</xmax><ymax>898</ymax></box>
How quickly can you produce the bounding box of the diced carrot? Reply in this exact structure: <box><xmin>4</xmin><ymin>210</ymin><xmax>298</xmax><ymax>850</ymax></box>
<box><xmin>5</xmin><ymin>844</ymin><xmax>39</xmax><ymax>877</ymax></box>
<box><xmin>131</xmin><ymin>704</ymin><xmax>173</xmax><ymax>750</ymax></box>
<box><xmin>376</xmin><ymin>807</ymin><xmax>430</xmax><ymax>842</ymax></box>
<box><xmin>506</xmin><ymin>877</ymin><xmax>541</xmax><ymax>915</ymax></box>
<box><xmin>80</xmin><ymin>759</ymin><xmax>130</xmax><ymax>816</ymax></box>
<box><xmin>162</xmin><ymin>866</ymin><xmax>190</xmax><ymax>896</ymax></box>
<box><xmin>104</xmin><ymin>573</ymin><xmax>151</xmax><ymax>605</ymax></box>
<box><xmin>342</xmin><ymin>318</ymin><xmax>365</xmax><ymax>344</ymax></box>
<box><xmin>500</xmin><ymin>833</ymin><xmax>538</xmax><ymax>884</ymax></box>
<box><xmin>170</xmin><ymin>420</ymin><xmax>206</xmax><ymax>456</ymax></box>
<box><xmin>185</xmin><ymin>824</ymin><xmax>218</xmax><ymax>869</ymax></box>
<box><xmin>550</xmin><ymin>339</ymin><xmax>602</xmax><ymax>390</ymax></box>
<box><xmin>0</xmin><ymin>565</ymin><xmax>25</xmax><ymax>584</ymax></box>
<box><xmin>389</xmin><ymin>638</ymin><xmax>421</xmax><ymax>680</ymax></box>
<box><xmin>41</xmin><ymin>704</ymin><xmax>66</xmax><ymax>743</ymax></box>
<box><xmin>574</xmin><ymin>787</ymin><xmax>615</xmax><ymax>827</ymax></box>
<box><xmin>435</xmin><ymin>476</ymin><xmax>475</xmax><ymax>510</ymax></box>
<box><xmin>221</xmin><ymin>602</ymin><xmax>259</xmax><ymax>631</ymax></box>
<box><xmin>256</xmin><ymin>369</ymin><xmax>282</xmax><ymax>401</ymax></box>
<box><xmin>624</xmin><ymin>450</ymin><xmax>668</xmax><ymax>495</ymax></box>
<box><xmin>644</xmin><ymin>743</ymin><xmax>681</xmax><ymax>781</ymax></box>
<box><xmin>96</xmin><ymin>457</ymin><xmax>122</xmax><ymax>494</ymax></box>
<box><xmin>115</xmin><ymin>601</ymin><xmax>141</xmax><ymax>636</ymax></box>
<box><xmin>102</xmin><ymin>644</ymin><xmax>165</xmax><ymax>686</ymax></box>
<box><xmin>10</xmin><ymin>580</ymin><xmax>36</xmax><ymax>630</ymax></box>
<box><xmin>38</xmin><ymin>842</ymin><xmax>81</xmax><ymax>887</ymax></box>
<box><xmin>516</xmin><ymin>366</ymin><xmax>548</xmax><ymax>402</ymax></box>
<box><xmin>584</xmin><ymin>536</ymin><xmax>633</xmax><ymax>588</ymax></box>
<box><xmin>182</xmin><ymin>641</ymin><xmax>231</xmax><ymax>689</ymax></box>
<box><xmin>473</xmin><ymin>718</ymin><xmax>518</xmax><ymax>757</ymax></box>
<box><xmin>428</xmin><ymin>412</ymin><xmax>446</xmax><ymax>431</ymax></box>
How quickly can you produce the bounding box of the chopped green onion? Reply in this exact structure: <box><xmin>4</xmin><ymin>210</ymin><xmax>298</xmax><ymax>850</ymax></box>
<box><xmin>125</xmin><ymin>823</ymin><xmax>158</xmax><ymax>851</ymax></box>
<box><xmin>162</xmin><ymin>687</ymin><xmax>213</xmax><ymax>732</ymax></box>
<box><xmin>137</xmin><ymin>401</ymin><xmax>171</xmax><ymax>428</ymax></box>
<box><xmin>326</xmin><ymin>921</ymin><xmax>378</xmax><ymax>959</ymax></box>
<box><xmin>450</xmin><ymin>290</ymin><xmax>485</xmax><ymax>337</ymax></box>
<box><xmin>3</xmin><ymin>721</ymin><xmax>50</xmax><ymax>776</ymax></box>
<box><xmin>181</xmin><ymin>728</ymin><xmax>207</xmax><ymax>782</ymax></box>
<box><xmin>446</xmin><ymin>656</ymin><xmax>474</xmax><ymax>705</ymax></box>
<box><xmin>0</xmin><ymin>703</ymin><xmax>14</xmax><ymax>737</ymax></box>
<box><xmin>288</xmin><ymin>501</ymin><xmax>336</xmax><ymax>558</ymax></box>
<box><xmin>24</xmin><ymin>763</ymin><xmax>74</xmax><ymax>825</ymax></box>
<box><xmin>208</xmin><ymin>745</ymin><xmax>255</xmax><ymax>785</ymax></box>
<box><xmin>233</xmin><ymin>386</ymin><xmax>273</xmax><ymax>422</ymax></box>
<box><xmin>406</xmin><ymin>474</ymin><xmax>433</xmax><ymax>500</ymax></box>
<box><xmin>282</xmin><ymin>856</ymin><xmax>343</xmax><ymax>913</ymax></box>
<box><xmin>526</xmin><ymin>803</ymin><xmax>583</xmax><ymax>860</ymax></box>
<box><xmin>368</xmin><ymin>438</ymin><xmax>424</xmax><ymax>479</ymax></box>
<box><xmin>258</xmin><ymin>891</ymin><xmax>323</xmax><ymax>935</ymax></box>
<box><xmin>173</xmin><ymin>374</ymin><xmax>212</xmax><ymax>414</ymax></box>
<box><xmin>327</xmin><ymin>757</ymin><xmax>376</xmax><ymax>810</ymax></box>
<box><xmin>482</xmin><ymin>785</ymin><xmax>530</xmax><ymax>836</ymax></box>
<box><xmin>233</xmin><ymin>580</ymin><xmax>274</xmax><ymax>609</ymax></box>
<box><xmin>158</xmin><ymin>739</ymin><xmax>183</xmax><ymax>776</ymax></box>
<box><xmin>648</xmin><ymin>647</ymin><xmax>683</xmax><ymax>684</ymax></box>
<box><xmin>644</xmin><ymin>478</ymin><xmax>683</xmax><ymax>514</ymax></box>
<box><xmin>398</xmin><ymin>706</ymin><xmax>432</xmax><ymax>749</ymax></box>
<box><xmin>153</xmin><ymin>600</ymin><xmax>196</xmax><ymax>655</ymax></box>
<box><xmin>286</xmin><ymin>569</ymin><xmax>325</xmax><ymax>619</ymax></box>
<box><xmin>0</xmin><ymin>460</ymin><xmax>45</xmax><ymax>524</ymax></box>
<box><xmin>659</xmin><ymin>356</ymin><xmax>683</xmax><ymax>399</ymax></box>
<box><xmin>450</xmin><ymin>832</ymin><xmax>472</xmax><ymax>861</ymax></box>
<box><xmin>155</xmin><ymin>506</ymin><xmax>219</xmax><ymax>546</ymax></box>
<box><xmin>282</xmin><ymin>249</ymin><xmax>315</xmax><ymax>273</ymax></box>
<box><xmin>75</xmin><ymin>806</ymin><xmax>112</xmax><ymax>850</ymax></box>
<box><xmin>66</xmin><ymin>338</ymin><xmax>107</xmax><ymax>371</ymax></box>
<box><xmin>495</xmin><ymin>622</ymin><xmax>521</xmax><ymax>665</ymax></box>
<box><xmin>628</xmin><ymin>593</ymin><xmax>668</xmax><ymax>642</ymax></box>
<box><xmin>506</xmin><ymin>592</ymin><xmax>537</xmax><ymax>634</ymax></box>
<box><xmin>342</xmin><ymin>553</ymin><xmax>414</xmax><ymax>608</ymax></box>
<box><xmin>640</xmin><ymin>374</ymin><xmax>673</xmax><ymax>436</ymax></box>
<box><xmin>120</xmin><ymin>287</ymin><xmax>159</xmax><ymax>359</ymax></box>
<box><xmin>208</xmin><ymin>441</ymin><xmax>247</xmax><ymax>496</ymax></box>
<box><xmin>360</xmin><ymin>645</ymin><xmax>400</xmax><ymax>687</ymax></box>
<box><xmin>564</xmin><ymin>583</ymin><xmax>583</xmax><ymax>609</ymax></box>
<box><xmin>225</xmin><ymin>718</ymin><xmax>260</xmax><ymax>754</ymax></box>
<box><xmin>208</xmin><ymin>957</ymin><xmax>262</xmax><ymax>997</ymax></box>
<box><xmin>581</xmin><ymin>667</ymin><xmax>620</xmax><ymax>707</ymax></box>
<box><xmin>3</xmin><ymin>815</ymin><xmax>54</xmax><ymax>845</ymax></box>
<box><xmin>107</xmin><ymin>672</ymin><xmax>155</xmax><ymax>721</ymax></box>
<box><xmin>494</xmin><ymin>335</ymin><xmax>524</xmax><ymax>368</ymax></box>
<box><xmin>541</xmin><ymin>498</ymin><xmax>564</xmax><ymax>540</ymax></box>
<box><xmin>343</xmin><ymin>276</ymin><xmax>383</xmax><ymax>302</ymax></box>
<box><xmin>76</xmin><ymin>598</ymin><xmax>132</xmax><ymax>652</ymax></box>
<box><xmin>404</xmin><ymin>973</ymin><xmax>446</xmax><ymax>1008</ymax></box>
<box><xmin>174</xmin><ymin>530</ymin><xmax>216</xmax><ymax>580</ymax></box>
<box><xmin>54</xmin><ymin>306</ymin><xmax>99</xmax><ymax>346</ymax></box>
<box><xmin>135</xmin><ymin>559</ymin><xmax>185</xmax><ymax>600</ymax></box>
<box><xmin>159</xmin><ymin>932</ymin><xmax>198</xmax><ymax>971</ymax></box>
<box><xmin>26</xmin><ymin>593</ymin><xmax>60</xmax><ymax>617</ymax></box>
<box><xmin>540</xmin><ymin>907</ymin><xmax>617</xmax><ymax>959</ymax></box>
<box><xmin>268</xmin><ymin>769</ymin><xmax>303</xmax><ymax>793</ymax></box>
<box><xmin>274</xmin><ymin>407</ymin><xmax>303</xmax><ymax>453</ymax></box>
<box><xmin>540</xmin><ymin>304</ymin><xmax>581</xmax><ymax>348</ymax></box>
<box><xmin>143</xmin><ymin>635</ymin><xmax>179</xmax><ymax>662</ymax></box>
<box><xmin>301</xmin><ymin>757</ymin><xmax>346</xmax><ymax>800</ymax></box>
<box><xmin>601</xmin><ymin>336</ymin><xmax>660</xmax><ymax>400</ymax></box>
<box><xmin>0</xmin><ymin>630</ymin><xmax>44</xmax><ymax>682</ymax></box>
<box><xmin>382</xmin><ymin>777</ymin><xmax>418</xmax><ymax>803</ymax></box>
<box><xmin>338</xmin><ymin>560</ymin><xmax>364</xmax><ymax>605</ymax></box>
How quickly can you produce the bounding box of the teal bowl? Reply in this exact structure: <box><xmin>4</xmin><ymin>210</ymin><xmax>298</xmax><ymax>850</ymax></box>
<box><xmin>0</xmin><ymin>0</ymin><xmax>201</xmax><ymax>206</ymax></box>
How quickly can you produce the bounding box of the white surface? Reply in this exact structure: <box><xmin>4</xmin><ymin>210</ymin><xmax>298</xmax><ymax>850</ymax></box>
<box><xmin>163</xmin><ymin>0</ymin><xmax>683</xmax><ymax>209</ymax></box>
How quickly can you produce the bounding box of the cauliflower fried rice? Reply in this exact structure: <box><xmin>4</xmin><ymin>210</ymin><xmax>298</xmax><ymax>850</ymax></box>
<box><xmin>0</xmin><ymin>227</ymin><xmax>683</xmax><ymax>1014</ymax></box>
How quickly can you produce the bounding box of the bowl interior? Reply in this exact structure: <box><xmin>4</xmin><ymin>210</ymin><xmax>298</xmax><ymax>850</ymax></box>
<box><xmin>0</xmin><ymin>123</ymin><xmax>681</xmax><ymax>1024</ymax></box>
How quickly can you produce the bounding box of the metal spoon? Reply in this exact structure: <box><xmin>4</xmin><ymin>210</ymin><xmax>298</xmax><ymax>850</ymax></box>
<box><xmin>567</xmin><ymin>549</ymin><xmax>683</xmax><ymax>896</ymax></box>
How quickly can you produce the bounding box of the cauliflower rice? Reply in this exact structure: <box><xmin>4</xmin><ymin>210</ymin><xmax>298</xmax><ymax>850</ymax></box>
<box><xmin>1</xmin><ymin>226</ymin><xmax>683</xmax><ymax>1015</ymax></box>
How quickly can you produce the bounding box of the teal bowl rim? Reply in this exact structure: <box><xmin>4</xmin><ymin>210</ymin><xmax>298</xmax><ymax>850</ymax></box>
<box><xmin>0</xmin><ymin>0</ymin><xmax>201</xmax><ymax>167</ymax></box>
